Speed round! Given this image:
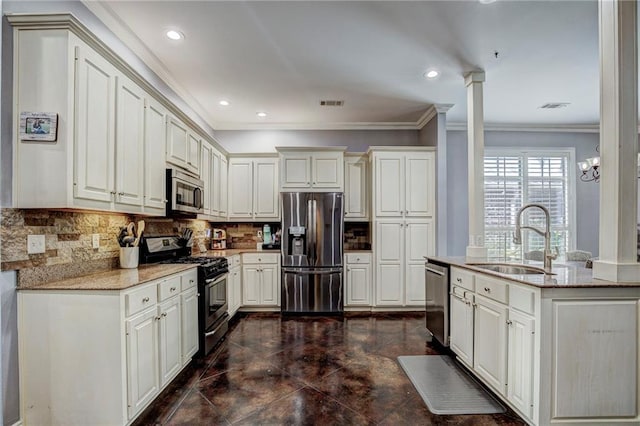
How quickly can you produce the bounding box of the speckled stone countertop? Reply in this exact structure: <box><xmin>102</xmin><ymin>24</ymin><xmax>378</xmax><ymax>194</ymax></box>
<box><xmin>18</xmin><ymin>263</ymin><xmax>198</xmax><ymax>291</ymax></box>
<box><xmin>202</xmin><ymin>249</ymin><xmax>280</xmax><ymax>257</ymax></box>
<box><xmin>426</xmin><ymin>256</ymin><xmax>640</xmax><ymax>288</ymax></box>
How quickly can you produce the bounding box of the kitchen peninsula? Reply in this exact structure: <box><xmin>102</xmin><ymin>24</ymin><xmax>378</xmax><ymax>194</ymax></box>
<box><xmin>426</xmin><ymin>256</ymin><xmax>640</xmax><ymax>426</ymax></box>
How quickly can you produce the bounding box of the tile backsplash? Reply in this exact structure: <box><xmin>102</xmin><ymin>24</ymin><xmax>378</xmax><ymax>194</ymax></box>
<box><xmin>0</xmin><ymin>209</ymin><xmax>212</xmax><ymax>287</ymax></box>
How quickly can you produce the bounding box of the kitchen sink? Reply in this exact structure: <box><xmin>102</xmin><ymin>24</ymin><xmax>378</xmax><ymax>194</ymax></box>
<box><xmin>467</xmin><ymin>263</ymin><xmax>552</xmax><ymax>275</ymax></box>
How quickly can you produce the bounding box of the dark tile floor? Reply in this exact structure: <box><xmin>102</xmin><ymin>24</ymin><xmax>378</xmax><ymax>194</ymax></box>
<box><xmin>134</xmin><ymin>313</ymin><xmax>526</xmax><ymax>426</ymax></box>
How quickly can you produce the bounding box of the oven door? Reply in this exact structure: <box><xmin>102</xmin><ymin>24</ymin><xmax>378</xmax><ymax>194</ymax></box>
<box><xmin>204</xmin><ymin>273</ymin><xmax>228</xmax><ymax>330</ymax></box>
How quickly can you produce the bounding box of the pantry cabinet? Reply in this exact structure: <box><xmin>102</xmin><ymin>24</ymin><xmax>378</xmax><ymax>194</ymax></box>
<box><xmin>18</xmin><ymin>267</ymin><xmax>199</xmax><ymax>425</ymax></box>
<box><xmin>278</xmin><ymin>148</ymin><xmax>345</xmax><ymax>191</ymax></box>
<box><xmin>228</xmin><ymin>156</ymin><xmax>279</xmax><ymax>221</ymax></box>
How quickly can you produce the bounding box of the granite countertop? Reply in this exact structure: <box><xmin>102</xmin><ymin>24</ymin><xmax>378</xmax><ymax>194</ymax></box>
<box><xmin>202</xmin><ymin>249</ymin><xmax>280</xmax><ymax>257</ymax></box>
<box><xmin>426</xmin><ymin>256</ymin><xmax>640</xmax><ymax>288</ymax></box>
<box><xmin>19</xmin><ymin>263</ymin><xmax>198</xmax><ymax>291</ymax></box>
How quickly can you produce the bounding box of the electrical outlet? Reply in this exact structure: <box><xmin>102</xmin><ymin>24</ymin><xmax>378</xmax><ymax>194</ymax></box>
<box><xmin>27</xmin><ymin>235</ymin><xmax>46</xmax><ymax>254</ymax></box>
<box><xmin>92</xmin><ymin>234</ymin><xmax>100</xmax><ymax>249</ymax></box>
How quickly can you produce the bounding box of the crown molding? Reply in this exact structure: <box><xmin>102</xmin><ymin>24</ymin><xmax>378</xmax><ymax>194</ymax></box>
<box><xmin>415</xmin><ymin>106</ymin><xmax>438</xmax><ymax>129</ymax></box>
<box><xmin>212</xmin><ymin>121</ymin><xmax>422</xmax><ymax>131</ymax></box>
<box><xmin>446</xmin><ymin>122</ymin><xmax>602</xmax><ymax>133</ymax></box>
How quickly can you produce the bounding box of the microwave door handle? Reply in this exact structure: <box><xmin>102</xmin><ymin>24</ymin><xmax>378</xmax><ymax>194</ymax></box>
<box><xmin>194</xmin><ymin>187</ymin><xmax>202</xmax><ymax>210</ymax></box>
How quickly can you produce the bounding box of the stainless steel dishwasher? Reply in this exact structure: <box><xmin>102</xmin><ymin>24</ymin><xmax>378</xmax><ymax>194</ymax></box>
<box><xmin>425</xmin><ymin>260</ymin><xmax>449</xmax><ymax>346</ymax></box>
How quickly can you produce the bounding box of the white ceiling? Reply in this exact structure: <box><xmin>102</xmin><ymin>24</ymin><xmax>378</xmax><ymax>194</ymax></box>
<box><xmin>88</xmin><ymin>0</ymin><xmax>600</xmax><ymax>130</ymax></box>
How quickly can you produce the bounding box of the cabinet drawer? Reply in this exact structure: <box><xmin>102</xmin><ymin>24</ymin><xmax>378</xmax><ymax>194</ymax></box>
<box><xmin>346</xmin><ymin>253</ymin><xmax>371</xmax><ymax>264</ymax></box>
<box><xmin>451</xmin><ymin>284</ymin><xmax>473</xmax><ymax>300</ymax></box>
<box><xmin>476</xmin><ymin>275</ymin><xmax>508</xmax><ymax>304</ymax></box>
<box><xmin>228</xmin><ymin>255</ymin><xmax>241</xmax><ymax>268</ymax></box>
<box><xmin>509</xmin><ymin>284</ymin><xmax>536</xmax><ymax>315</ymax></box>
<box><xmin>181</xmin><ymin>269</ymin><xmax>198</xmax><ymax>291</ymax></box>
<box><xmin>242</xmin><ymin>253</ymin><xmax>279</xmax><ymax>264</ymax></box>
<box><xmin>158</xmin><ymin>275</ymin><xmax>182</xmax><ymax>301</ymax></box>
<box><xmin>451</xmin><ymin>267</ymin><xmax>475</xmax><ymax>291</ymax></box>
<box><xmin>125</xmin><ymin>284</ymin><xmax>157</xmax><ymax>317</ymax></box>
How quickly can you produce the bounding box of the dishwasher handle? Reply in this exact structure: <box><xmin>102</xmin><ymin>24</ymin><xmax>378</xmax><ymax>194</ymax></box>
<box><xmin>425</xmin><ymin>266</ymin><xmax>445</xmax><ymax>277</ymax></box>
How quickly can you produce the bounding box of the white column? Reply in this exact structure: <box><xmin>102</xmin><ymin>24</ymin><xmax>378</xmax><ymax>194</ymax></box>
<box><xmin>593</xmin><ymin>0</ymin><xmax>640</xmax><ymax>282</ymax></box>
<box><xmin>435</xmin><ymin>104</ymin><xmax>453</xmax><ymax>256</ymax></box>
<box><xmin>465</xmin><ymin>71</ymin><xmax>488</xmax><ymax>258</ymax></box>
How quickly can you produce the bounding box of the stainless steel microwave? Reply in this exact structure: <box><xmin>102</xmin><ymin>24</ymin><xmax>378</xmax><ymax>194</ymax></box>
<box><xmin>166</xmin><ymin>168</ymin><xmax>204</xmax><ymax>216</ymax></box>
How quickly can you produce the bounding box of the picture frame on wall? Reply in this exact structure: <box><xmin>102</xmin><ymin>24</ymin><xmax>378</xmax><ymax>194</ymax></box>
<box><xmin>19</xmin><ymin>112</ymin><xmax>58</xmax><ymax>142</ymax></box>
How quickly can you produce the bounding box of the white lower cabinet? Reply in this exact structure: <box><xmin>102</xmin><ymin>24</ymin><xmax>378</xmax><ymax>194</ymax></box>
<box><xmin>473</xmin><ymin>295</ymin><xmax>508</xmax><ymax>395</ymax></box>
<box><xmin>241</xmin><ymin>253</ymin><xmax>280</xmax><ymax>307</ymax></box>
<box><xmin>18</xmin><ymin>267</ymin><xmax>199</xmax><ymax>425</ymax></box>
<box><xmin>345</xmin><ymin>253</ymin><xmax>372</xmax><ymax>307</ymax></box>
<box><xmin>449</xmin><ymin>285</ymin><xmax>474</xmax><ymax>367</ymax></box>
<box><xmin>507</xmin><ymin>308</ymin><xmax>535</xmax><ymax>419</ymax></box>
<box><xmin>227</xmin><ymin>255</ymin><xmax>242</xmax><ymax>317</ymax></box>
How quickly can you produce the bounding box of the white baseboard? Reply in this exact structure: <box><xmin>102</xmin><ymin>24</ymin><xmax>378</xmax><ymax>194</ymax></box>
<box><xmin>11</xmin><ymin>420</ymin><xmax>23</xmax><ymax>426</ymax></box>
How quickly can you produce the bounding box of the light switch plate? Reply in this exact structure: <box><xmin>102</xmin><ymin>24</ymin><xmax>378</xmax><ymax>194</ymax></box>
<box><xmin>92</xmin><ymin>234</ymin><xmax>100</xmax><ymax>249</ymax></box>
<box><xmin>27</xmin><ymin>235</ymin><xmax>46</xmax><ymax>254</ymax></box>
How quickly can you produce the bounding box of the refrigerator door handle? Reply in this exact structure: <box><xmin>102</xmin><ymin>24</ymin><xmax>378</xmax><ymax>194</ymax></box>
<box><xmin>282</xmin><ymin>268</ymin><xmax>343</xmax><ymax>275</ymax></box>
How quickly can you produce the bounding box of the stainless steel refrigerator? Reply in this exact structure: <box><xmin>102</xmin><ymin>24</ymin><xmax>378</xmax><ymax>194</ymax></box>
<box><xmin>281</xmin><ymin>192</ymin><xmax>344</xmax><ymax>314</ymax></box>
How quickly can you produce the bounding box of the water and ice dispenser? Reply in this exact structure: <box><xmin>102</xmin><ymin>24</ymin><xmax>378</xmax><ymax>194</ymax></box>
<box><xmin>288</xmin><ymin>226</ymin><xmax>306</xmax><ymax>256</ymax></box>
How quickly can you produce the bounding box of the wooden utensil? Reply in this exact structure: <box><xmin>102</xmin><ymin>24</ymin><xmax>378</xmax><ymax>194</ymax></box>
<box><xmin>133</xmin><ymin>220</ymin><xmax>145</xmax><ymax>247</ymax></box>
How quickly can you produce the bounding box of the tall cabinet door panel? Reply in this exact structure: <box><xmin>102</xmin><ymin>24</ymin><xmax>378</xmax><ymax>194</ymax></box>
<box><xmin>74</xmin><ymin>45</ymin><xmax>116</xmax><ymax>203</ymax></box>
<box><xmin>115</xmin><ymin>75</ymin><xmax>144</xmax><ymax>208</ymax></box>
<box><xmin>126</xmin><ymin>308</ymin><xmax>159</xmax><ymax>420</ymax></box>
<box><xmin>507</xmin><ymin>309</ymin><xmax>535</xmax><ymax>419</ymax></box>
<box><xmin>228</xmin><ymin>160</ymin><xmax>253</xmax><ymax>218</ymax></box>
<box><xmin>200</xmin><ymin>143</ymin><xmax>212</xmax><ymax>215</ymax></box>
<box><xmin>211</xmin><ymin>150</ymin><xmax>221</xmax><ymax>216</ymax></box>
<box><xmin>254</xmin><ymin>159</ymin><xmax>279</xmax><ymax>219</ymax></box>
<box><xmin>181</xmin><ymin>288</ymin><xmax>199</xmax><ymax>365</ymax></box>
<box><xmin>158</xmin><ymin>298</ymin><xmax>182</xmax><ymax>387</ymax></box>
<box><xmin>374</xmin><ymin>155</ymin><xmax>403</xmax><ymax>217</ymax></box>
<box><xmin>376</xmin><ymin>221</ymin><xmax>403</xmax><ymax>263</ymax></box>
<box><xmin>344</xmin><ymin>156</ymin><xmax>368</xmax><ymax>220</ymax></box>
<box><xmin>220</xmin><ymin>156</ymin><xmax>228</xmax><ymax>218</ymax></box>
<box><xmin>166</xmin><ymin>117</ymin><xmax>188</xmax><ymax>167</ymax></box>
<box><xmin>376</xmin><ymin>264</ymin><xmax>402</xmax><ymax>305</ymax></box>
<box><xmin>474</xmin><ymin>296</ymin><xmax>508</xmax><ymax>395</ymax></box>
<box><xmin>405</xmin><ymin>153</ymin><xmax>434</xmax><ymax>217</ymax></box>
<box><xmin>449</xmin><ymin>290</ymin><xmax>474</xmax><ymax>367</ymax></box>
<box><xmin>144</xmin><ymin>98</ymin><xmax>168</xmax><ymax>212</ymax></box>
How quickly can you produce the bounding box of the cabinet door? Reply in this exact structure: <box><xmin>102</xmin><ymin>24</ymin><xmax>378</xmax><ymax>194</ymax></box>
<box><xmin>211</xmin><ymin>149</ymin><xmax>221</xmax><ymax>217</ymax></box>
<box><xmin>115</xmin><ymin>74</ymin><xmax>144</xmax><ymax>208</ymax></box>
<box><xmin>254</xmin><ymin>158</ymin><xmax>279</xmax><ymax>219</ymax></box>
<box><xmin>200</xmin><ymin>143</ymin><xmax>212</xmax><ymax>215</ymax></box>
<box><xmin>507</xmin><ymin>309</ymin><xmax>535</xmax><ymax>420</ymax></box>
<box><xmin>375</xmin><ymin>220</ymin><xmax>403</xmax><ymax>306</ymax></box>
<box><xmin>126</xmin><ymin>308</ymin><xmax>159</xmax><ymax>420</ymax></box>
<box><xmin>474</xmin><ymin>295</ymin><xmax>508</xmax><ymax>395</ymax></box>
<box><xmin>181</xmin><ymin>288</ymin><xmax>199</xmax><ymax>365</ymax></box>
<box><xmin>450</xmin><ymin>290</ymin><xmax>474</xmax><ymax>367</ymax></box>
<box><xmin>166</xmin><ymin>116</ymin><xmax>188</xmax><ymax>168</ymax></box>
<box><xmin>405</xmin><ymin>152</ymin><xmax>434</xmax><ymax>217</ymax></box>
<box><xmin>344</xmin><ymin>156</ymin><xmax>368</xmax><ymax>220</ymax></box>
<box><xmin>242</xmin><ymin>265</ymin><xmax>260</xmax><ymax>305</ymax></box>
<box><xmin>312</xmin><ymin>152</ymin><xmax>343</xmax><ymax>190</ymax></box>
<box><xmin>346</xmin><ymin>263</ymin><xmax>370</xmax><ymax>306</ymax></box>
<box><xmin>374</xmin><ymin>154</ymin><xmax>404</xmax><ymax>217</ymax></box>
<box><xmin>158</xmin><ymin>298</ymin><xmax>182</xmax><ymax>387</ymax></box>
<box><xmin>186</xmin><ymin>133</ymin><xmax>201</xmax><ymax>175</ymax></box>
<box><xmin>260</xmin><ymin>265</ymin><xmax>279</xmax><ymax>305</ymax></box>
<box><xmin>144</xmin><ymin>98</ymin><xmax>168</xmax><ymax>213</ymax></box>
<box><xmin>74</xmin><ymin>45</ymin><xmax>116</xmax><ymax>203</ymax></box>
<box><xmin>404</xmin><ymin>220</ymin><xmax>435</xmax><ymax>305</ymax></box>
<box><xmin>281</xmin><ymin>154</ymin><xmax>311</xmax><ymax>189</ymax></box>
<box><xmin>228</xmin><ymin>268</ymin><xmax>240</xmax><ymax>316</ymax></box>
<box><xmin>220</xmin><ymin>156</ymin><xmax>228</xmax><ymax>218</ymax></box>
<box><xmin>228</xmin><ymin>159</ymin><xmax>254</xmax><ymax>219</ymax></box>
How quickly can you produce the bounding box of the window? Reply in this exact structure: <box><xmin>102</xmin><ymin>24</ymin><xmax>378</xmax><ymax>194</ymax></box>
<box><xmin>484</xmin><ymin>149</ymin><xmax>575</xmax><ymax>259</ymax></box>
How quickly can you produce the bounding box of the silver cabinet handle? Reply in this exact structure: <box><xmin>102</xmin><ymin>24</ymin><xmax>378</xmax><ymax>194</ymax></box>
<box><xmin>456</xmin><ymin>277</ymin><xmax>462</xmax><ymax>283</ymax></box>
<box><xmin>118</xmin><ymin>192</ymin><xmax>125</xmax><ymax>196</ymax></box>
<box><xmin>163</xmin><ymin>199</ymin><xmax>168</xmax><ymax>203</ymax></box>
<box><xmin>170</xmin><ymin>287</ymin><xmax>176</xmax><ymax>292</ymax></box>
<box><xmin>154</xmin><ymin>316</ymin><xmax>161</xmax><ymax>321</ymax></box>
<box><xmin>142</xmin><ymin>297</ymin><xmax>150</xmax><ymax>303</ymax></box>
<box><xmin>484</xmin><ymin>287</ymin><xmax>491</xmax><ymax>293</ymax></box>
<box><xmin>162</xmin><ymin>312</ymin><xmax>167</xmax><ymax>317</ymax></box>
<box><xmin>506</xmin><ymin>320</ymin><xmax>513</xmax><ymax>326</ymax></box>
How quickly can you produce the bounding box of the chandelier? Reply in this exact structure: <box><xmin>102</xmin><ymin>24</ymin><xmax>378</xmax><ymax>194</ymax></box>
<box><xmin>577</xmin><ymin>146</ymin><xmax>640</xmax><ymax>183</ymax></box>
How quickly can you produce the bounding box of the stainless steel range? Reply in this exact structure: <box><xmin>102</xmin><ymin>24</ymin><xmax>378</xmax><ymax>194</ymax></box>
<box><xmin>141</xmin><ymin>236</ymin><xmax>229</xmax><ymax>356</ymax></box>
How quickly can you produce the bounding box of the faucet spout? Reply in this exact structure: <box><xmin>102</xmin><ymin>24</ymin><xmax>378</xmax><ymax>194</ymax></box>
<box><xmin>513</xmin><ymin>203</ymin><xmax>557</xmax><ymax>274</ymax></box>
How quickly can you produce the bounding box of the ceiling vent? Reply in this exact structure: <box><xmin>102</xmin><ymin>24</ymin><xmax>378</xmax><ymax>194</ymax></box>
<box><xmin>320</xmin><ymin>100</ymin><xmax>344</xmax><ymax>107</ymax></box>
<box><xmin>539</xmin><ymin>102</ymin><xmax>570</xmax><ymax>109</ymax></box>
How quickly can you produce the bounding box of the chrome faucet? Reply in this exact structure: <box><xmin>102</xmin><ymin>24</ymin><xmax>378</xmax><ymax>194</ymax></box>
<box><xmin>513</xmin><ymin>203</ymin><xmax>557</xmax><ymax>273</ymax></box>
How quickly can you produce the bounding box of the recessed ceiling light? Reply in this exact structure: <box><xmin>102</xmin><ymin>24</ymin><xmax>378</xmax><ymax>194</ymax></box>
<box><xmin>256</xmin><ymin>112</ymin><xmax>267</xmax><ymax>118</ymax></box>
<box><xmin>166</xmin><ymin>30</ymin><xmax>184</xmax><ymax>40</ymax></box>
<box><xmin>219</xmin><ymin>100</ymin><xmax>230</xmax><ymax>106</ymax></box>
<box><xmin>424</xmin><ymin>70</ymin><xmax>439</xmax><ymax>79</ymax></box>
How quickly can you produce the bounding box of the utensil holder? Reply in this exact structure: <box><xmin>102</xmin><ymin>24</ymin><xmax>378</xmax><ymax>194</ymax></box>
<box><xmin>120</xmin><ymin>247</ymin><xmax>139</xmax><ymax>269</ymax></box>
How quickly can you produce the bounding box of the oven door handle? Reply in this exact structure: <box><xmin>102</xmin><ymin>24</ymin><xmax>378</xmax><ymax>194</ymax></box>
<box><xmin>205</xmin><ymin>274</ymin><xmax>228</xmax><ymax>285</ymax></box>
<box><xmin>282</xmin><ymin>268</ymin><xmax>342</xmax><ymax>275</ymax></box>
<box><xmin>425</xmin><ymin>266</ymin><xmax>445</xmax><ymax>277</ymax></box>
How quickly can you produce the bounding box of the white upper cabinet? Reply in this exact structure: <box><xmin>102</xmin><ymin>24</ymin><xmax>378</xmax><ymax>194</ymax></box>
<box><xmin>220</xmin><ymin>156</ymin><xmax>228</xmax><ymax>218</ymax></box>
<box><xmin>372</xmin><ymin>150</ymin><xmax>435</xmax><ymax>218</ymax></box>
<box><xmin>199</xmin><ymin>142</ymin><xmax>228</xmax><ymax>221</ymax></box>
<box><xmin>166</xmin><ymin>117</ymin><xmax>201</xmax><ymax>176</ymax></box>
<box><xmin>74</xmin><ymin>44</ymin><xmax>117</xmax><ymax>205</ymax></box>
<box><xmin>228</xmin><ymin>156</ymin><xmax>279</xmax><ymax>221</ymax></box>
<box><xmin>187</xmin><ymin>133</ymin><xmax>201</xmax><ymax>176</ymax></box>
<box><xmin>211</xmin><ymin>149</ymin><xmax>222</xmax><ymax>216</ymax></box>
<box><xmin>278</xmin><ymin>148</ymin><xmax>345</xmax><ymax>191</ymax></box>
<box><xmin>344</xmin><ymin>154</ymin><xmax>369</xmax><ymax>221</ymax></box>
<box><xmin>200</xmin><ymin>143</ymin><xmax>212</xmax><ymax>215</ymax></box>
<box><xmin>144</xmin><ymin>98</ymin><xmax>168</xmax><ymax>214</ymax></box>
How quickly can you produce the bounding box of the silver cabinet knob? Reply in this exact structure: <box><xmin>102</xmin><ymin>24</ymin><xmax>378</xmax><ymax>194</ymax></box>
<box><xmin>170</xmin><ymin>287</ymin><xmax>176</xmax><ymax>292</ymax></box>
<box><xmin>484</xmin><ymin>287</ymin><xmax>491</xmax><ymax>293</ymax></box>
<box><xmin>456</xmin><ymin>278</ymin><xmax>462</xmax><ymax>283</ymax></box>
<box><xmin>142</xmin><ymin>297</ymin><xmax>150</xmax><ymax>303</ymax></box>
<box><xmin>118</xmin><ymin>192</ymin><xmax>125</xmax><ymax>196</ymax></box>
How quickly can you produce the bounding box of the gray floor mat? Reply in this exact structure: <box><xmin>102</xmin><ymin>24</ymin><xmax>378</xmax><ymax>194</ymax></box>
<box><xmin>398</xmin><ymin>355</ymin><xmax>506</xmax><ymax>415</ymax></box>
